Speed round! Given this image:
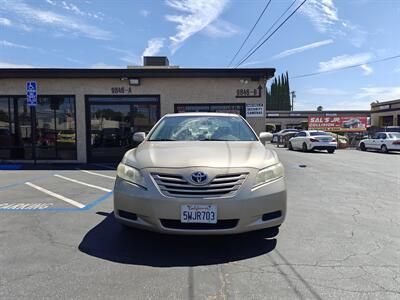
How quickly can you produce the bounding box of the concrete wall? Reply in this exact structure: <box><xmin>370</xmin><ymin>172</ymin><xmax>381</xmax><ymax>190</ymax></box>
<box><xmin>0</xmin><ymin>77</ymin><xmax>266</xmax><ymax>162</ymax></box>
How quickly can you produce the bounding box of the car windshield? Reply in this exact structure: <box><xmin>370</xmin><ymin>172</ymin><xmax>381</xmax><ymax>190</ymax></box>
<box><xmin>310</xmin><ymin>131</ymin><xmax>329</xmax><ymax>136</ymax></box>
<box><xmin>148</xmin><ymin>115</ymin><xmax>258</xmax><ymax>141</ymax></box>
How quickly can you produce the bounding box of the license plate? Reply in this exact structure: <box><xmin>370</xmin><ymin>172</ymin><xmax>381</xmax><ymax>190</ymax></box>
<box><xmin>181</xmin><ymin>204</ymin><xmax>217</xmax><ymax>223</ymax></box>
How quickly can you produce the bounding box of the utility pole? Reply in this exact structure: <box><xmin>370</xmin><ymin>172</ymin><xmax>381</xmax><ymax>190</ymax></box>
<box><xmin>290</xmin><ymin>91</ymin><xmax>296</xmax><ymax>111</ymax></box>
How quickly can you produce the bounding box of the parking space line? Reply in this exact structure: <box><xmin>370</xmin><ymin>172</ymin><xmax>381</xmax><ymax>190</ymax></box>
<box><xmin>76</xmin><ymin>169</ymin><xmax>115</xmax><ymax>179</ymax></box>
<box><xmin>25</xmin><ymin>182</ymin><xmax>85</xmax><ymax>208</ymax></box>
<box><xmin>54</xmin><ymin>174</ymin><xmax>112</xmax><ymax>192</ymax></box>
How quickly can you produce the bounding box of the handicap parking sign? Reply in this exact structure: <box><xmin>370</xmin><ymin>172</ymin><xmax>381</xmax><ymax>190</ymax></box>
<box><xmin>26</xmin><ymin>81</ymin><xmax>37</xmax><ymax>107</ymax></box>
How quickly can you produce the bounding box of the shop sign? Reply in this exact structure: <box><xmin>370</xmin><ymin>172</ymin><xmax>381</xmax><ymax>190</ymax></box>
<box><xmin>111</xmin><ymin>86</ymin><xmax>133</xmax><ymax>94</ymax></box>
<box><xmin>236</xmin><ymin>85</ymin><xmax>262</xmax><ymax>98</ymax></box>
<box><xmin>308</xmin><ymin>116</ymin><xmax>368</xmax><ymax>132</ymax></box>
<box><xmin>246</xmin><ymin>103</ymin><xmax>264</xmax><ymax>117</ymax></box>
<box><xmin>378</xmin><ymin>105</ymin><xmax>390</xmax><ymax>110</ymax></box>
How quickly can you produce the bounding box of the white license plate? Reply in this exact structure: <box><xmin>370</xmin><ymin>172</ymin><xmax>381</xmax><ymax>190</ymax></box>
<box><xmin>181</xmin><ymin>204</ymin><xmax>217</xmax><ymax>224</ymax></box>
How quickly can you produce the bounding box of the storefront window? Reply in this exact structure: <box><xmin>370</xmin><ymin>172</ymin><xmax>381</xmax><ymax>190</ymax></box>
<box><xmin>175</xmin><ymin>103</ymin><xmax>245</xmax><ymax>117</ymax></box>
<box><xmin>0</xmin><ymin>96</ymin><xmax>76</xmax><ymax>160</ymax></box>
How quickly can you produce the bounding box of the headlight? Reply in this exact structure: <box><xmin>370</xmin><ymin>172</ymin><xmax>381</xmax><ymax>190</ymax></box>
<box><xmin>254</xmin><ymin>163</ymin><xmax>284</xmax><ymax>187</ymax></box>
<box><xmin>117</xmin><ymin>163</ymin><xmax>146</xmax><ymax>188</ymax></box>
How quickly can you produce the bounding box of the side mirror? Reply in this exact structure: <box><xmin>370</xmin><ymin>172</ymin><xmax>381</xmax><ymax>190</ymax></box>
<box><xmin>133</xmin><ymin>132</ymin><xmax>146</xmax><ymax>143</ymax></box>
<box><xmin>259</xmin><ymin>132</ymin><xmax>273</xmax><ymax>143</ymax></box>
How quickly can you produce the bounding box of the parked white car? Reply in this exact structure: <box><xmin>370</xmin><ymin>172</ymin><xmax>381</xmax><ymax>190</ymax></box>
<box><xmin>288</xmin><ymin>130</ymin><xmax>337</xmax><ymax>153</ymax></box>
<box><xmin>359</xmin><ymin>132</ymin><xmax>400</xmax><ymax>153</ymax></box>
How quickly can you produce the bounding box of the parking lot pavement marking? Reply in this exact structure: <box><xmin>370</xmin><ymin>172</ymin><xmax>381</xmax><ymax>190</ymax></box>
<box><xmin>53</xmin><ymin>174</ymin><xmax>112</xmax><ymax>192</ymax></box>
<box><xmin>25</xmin><ymin>182</ymin><xmax>85</xmax><ymax>208</ymax></box>
<box><xmin>76</xmin><ymin>169</ymin><xmax>115</xmax><ymax>179</ymax></box>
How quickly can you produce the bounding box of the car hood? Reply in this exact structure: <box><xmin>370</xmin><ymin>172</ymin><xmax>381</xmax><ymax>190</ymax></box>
<box><xmin>123</xmin><ymin>141</ymin><xmax>278</xmax><ymax>169</ymax></box>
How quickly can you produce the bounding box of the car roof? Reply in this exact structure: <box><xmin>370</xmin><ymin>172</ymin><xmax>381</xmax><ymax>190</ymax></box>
<box><xmin>164</xmin><ymin>112</ymin><xmax>240</xmax><ymax>117</ymax></box>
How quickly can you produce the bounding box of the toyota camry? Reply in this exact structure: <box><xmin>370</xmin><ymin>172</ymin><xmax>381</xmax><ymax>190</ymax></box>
<box><xmin>113</xmin><ymin>113</ymin><xmax>286</xmax><ymax>235</ymax></box>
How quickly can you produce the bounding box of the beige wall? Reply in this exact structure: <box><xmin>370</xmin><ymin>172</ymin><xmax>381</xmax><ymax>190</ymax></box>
<box><xmin>0</xmin><ymin>77</ymin><xmax>266</xmax><ymax>162</ymax></box>
<box><xmin>371</xmin><ymin>111</ymin><xmax>399</xmax><ymax>126</ymax></box>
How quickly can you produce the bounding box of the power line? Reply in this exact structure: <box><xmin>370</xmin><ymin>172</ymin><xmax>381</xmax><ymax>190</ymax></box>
<box><xmin>235</xmin><ymin>0</ymin><xmax>298</xmax><ymax>68</ymax></box>
<box><xmin>227</xmin><ymin>0</ymin><xmax>272</xmax><ymax>67</ymax></box>
<box><xmin>235</xmin><ymin>0</ymin><xmax>308</xmax><ymax>68</ymax></box>
<box><xmin>291</xmin><ymin>54</ymin><xmax>400</xmax><ymax>79</ymax></box>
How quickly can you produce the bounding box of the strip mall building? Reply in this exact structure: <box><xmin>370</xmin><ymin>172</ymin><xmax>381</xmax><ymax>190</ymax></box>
<box><xmin>0</xmin><ymin>57</ymin><xmax>274</xmax><ymax>163</ymax></box>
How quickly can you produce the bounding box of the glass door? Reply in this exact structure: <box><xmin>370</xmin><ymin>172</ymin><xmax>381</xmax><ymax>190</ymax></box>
<box><xmin>87</xmin><ymin>96</ymin><xmax>159</xmax><ymax>163</ymax></box>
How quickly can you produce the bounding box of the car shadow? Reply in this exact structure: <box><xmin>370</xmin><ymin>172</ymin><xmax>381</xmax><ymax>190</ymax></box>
<box><xmin>78</xmin><ymin>212</ymin><xmax>277</xmax><ymax>267</ymax></box>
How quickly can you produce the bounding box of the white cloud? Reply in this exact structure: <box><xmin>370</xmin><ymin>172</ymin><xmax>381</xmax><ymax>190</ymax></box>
<box><xmin>301</xmin><ymin>0</ymin><xmax>366</xmax><ymax>47</ymax></box>
<box><xmin>0</xmin><ymin>40</ymin><xmax>30</xmax><ymax>49</ymax></box>
<box><xmin>91</xmin><ymin>63</ymin><xmax>122</xmax><ymax>69</ymax></box>
<box><xmin>355</xmin><ymin>87</ymin><xmax>400</xmax><ymax>101</ymax></box>
<box><xmin>301</xmin><ymin>0</ymin><xmax>338</xmax><ymax>33</ymax></box>
<box><xmin>360</xmin><ymin>64</ymin><xmax>373</xmax><ymax>75</ymax></box>
<box><xmin>307</xmin><ymin>87</ymin><xmax>347</xmax><ymax>96</ymax></box>
<box><xmin>203</xmin><ymin>19</ymin><xmax>239</xmax><ymax>38</ymax></box>
<box><xmin>0</xmin><ymin>0</ymin><xmax>111</xmax><ymax>39</ymax></box>
<box><xmin>0</xmin><ymin>61</ymin><xmax>34</xmax><ymax>68</ymax></box>
<box><xmin>0</xmin><ymin>17</ymin><xmax>12</xmax><ymax>26</ymax></box>
<box><xmin>143</xmin><ymin>38</ymin><xmax>165</xmax><ymax>57</ymax></box>
<box><xmin>273</xmin><ymin>39</ymin><xmax>333</xmax><ymax>60</ymax></box>
<box><xmin>140</xmin><ymin>9</ymin><xmax>150</xmax><ymax>17</ymax></box>
<box><xmin>318</xmin><ymin>53</ymin><xmax>372</xmax><ymax>72</ymax></box>
<box><xmin>165</xmin><ymin>0</ymin><xmax>229</xmax><ymax>53</ymax></box>
<box><xmin>106</xmin><ymin>47</ymin><xmax>141</xmax><ymax>65</ymax></box>
<box><xmin>45</xmin><ymin>0</ymin><xmax>56</xmax><ymax>5</ymax></box>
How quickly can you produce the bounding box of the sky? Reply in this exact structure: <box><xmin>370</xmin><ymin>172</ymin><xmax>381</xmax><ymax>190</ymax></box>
<box><xmin>0</xmin><ymin>0</ymin><xmax>400</xmax><ymax>110</ymax></box>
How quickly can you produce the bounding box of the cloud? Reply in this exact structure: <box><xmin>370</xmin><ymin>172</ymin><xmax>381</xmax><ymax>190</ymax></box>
<box><xmin>91</xmin><ymin>63</ymin><xmax>122</xmax><ymax>69</ymax></box>
<box><xmin>318</xmin><ymin>53</ymin><xmax>372</xmax><ymax>72</ymax></box>
<box><xmin>0</xmin><ymin>17</ymin><xmax>12</xmax><ymax>26</ymax></box>
<box><xmin>307</xmin><ymin>87</ymin><xmax>347</xmax><ymax>96</ymax></box>
<box><xmin>301</xmin><ymin>0</ymin><xmax>366</xmax><ymax>47</ymax></box>
<box><xmin>273</xmin><ymin>39</ymin><xmax>333</xmax><ymax>60</ymax></box>
<box><xmin>58</xmin><ymin>1</ymin><xmax>104</xmax><ymax>19</ymax></box>
<box><xmin>203</xmin><ymin>19</ymin><xmax>239</xmax><ymax>38</ymax></box>
<box><xmin>106</xmin><ymin>47</ymin><xmax>141</xmax><ymax>65</ymax></box>
<box><xmin>0</xmin><ymin>0</ymin><xmax>111</xmax><ymax>39</ymax></box>
<box><xmin>143</xmin><ymin>38</ymin><xmax>165</xmax><ymax>57</ymax></box>
<box><xmin>140</xmin><ymin>9</ymin><xmax>150</xmax><ymax>17</ymax></box>
<box><xmin>300</xmin><ymin>0</ymin><xmax>338</xmax><ymax>33</ymax></box>
<box><xmin>0</xmin><ymin>40</ymin><xmax>30</xmax><ymax>49</ymax></box>
<box><xmin>355</xmin><ymin>87</ymin><xmax>400</xmax><ymax>101</ymax></box>
<box><xmin>165</xmin><ymin>0</ymin><xmax>229</xmax><ymax>53</ymax></box>
<box><xmin>0</xmin><ymin>61</ymin><xmax>35</xmax><ymax>68</ymax></box>
<box><xmin>45</xmin><ymin>0</ymin><xmax>56</xmax><ymax>5</ymax></box>
<box><xmin>360</xmin><ymin>64</ymin><xmax>373</xmax><ymax>75</ymax></box>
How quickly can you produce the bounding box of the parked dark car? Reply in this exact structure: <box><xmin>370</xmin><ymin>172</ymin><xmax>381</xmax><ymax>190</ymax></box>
<box><xmin>272</xmin><ymin>129</ymin><xmax>299</xmax><ymax>143</ymax></box>
<box><xmin>342</xmin><ymin>118</ymin><xmax>361</xmax><ymax>128</ymax></box>
<box><xmin>93</xmin><ymin>128</ymin><xmax>129</xmax><ymax>147</ymax></box>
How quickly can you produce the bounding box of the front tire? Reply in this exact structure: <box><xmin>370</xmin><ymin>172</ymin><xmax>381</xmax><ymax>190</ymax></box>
<box><xmin>381</xmin><ymin>145</ymin><xmax>389</xmax><ymax>153</ymax></box>
<box><xmin>302</xmin><ymin>142</ymin><xmax>308</xmax><ymax>152</ymax></box>
<box><xmin>360</xmin><ymin>143</ymin><xmax>366</xmax><ymax>151</ymax></box>
<box><xmin>327</xmin><ymin>149</ymin><xmax>335</xmax><ymax>154</ymax></box>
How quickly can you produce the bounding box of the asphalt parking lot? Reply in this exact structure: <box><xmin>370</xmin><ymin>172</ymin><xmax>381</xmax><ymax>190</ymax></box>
<box><xmin>0</xmin><ymin>146</ymin><xmax>399</xmax><ymax>299</ymax></box>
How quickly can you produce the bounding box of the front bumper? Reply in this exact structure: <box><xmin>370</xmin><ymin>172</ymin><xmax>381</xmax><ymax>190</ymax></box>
<box><xmin>113</xmin><ymin>168</ymin><xmax>286</xmax><ymax>235</ymax></box>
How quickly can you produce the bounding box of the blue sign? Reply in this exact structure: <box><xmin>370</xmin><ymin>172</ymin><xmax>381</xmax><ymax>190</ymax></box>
<box><xmin>26</xmin><ymin>81</ymin><xmax>37</xmax><ymax>107</ymax></box>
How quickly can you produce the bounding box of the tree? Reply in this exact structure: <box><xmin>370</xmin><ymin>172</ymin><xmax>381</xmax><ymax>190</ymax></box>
<box><xmin>317</xmin><ymin>106</ymin><xmax>323</xmax><ymax>112</ymax></box>
<box><xmin>266</xmin><ymin>72</ymin><xmax>291</xmax><ymax>110</ymax></box>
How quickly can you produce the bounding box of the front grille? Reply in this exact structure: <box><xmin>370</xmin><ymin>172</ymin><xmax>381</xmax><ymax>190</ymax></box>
<box><xmin>160</xmin><ymin>219</ymin><xmax>239</xmax><ymax>230</ymax></box>
<box><xmin>151</xmin><ymin>172</ymin><xmax>248</xmax><ymax>198</ymax></box>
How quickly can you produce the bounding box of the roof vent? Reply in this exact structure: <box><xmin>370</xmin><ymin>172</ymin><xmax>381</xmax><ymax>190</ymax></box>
<box><xmin>143</xmin><ymin>56</ymin><xmax>169</xmax><ymax>67</ymax></box>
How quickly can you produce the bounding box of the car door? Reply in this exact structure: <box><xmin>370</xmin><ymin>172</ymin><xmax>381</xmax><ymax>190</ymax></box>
<box><xmin>377</xmin><ymin>133</ymin><xmax>387</xmax><ymax>149</ymax></box>
<box><xmin>294</xmin><ymin>132</ymin><xmax>306</xmax><ymax>149</ymax></box>
<box><xmin>369</xmin><ymin>133</ymin><xmax>380</xmax><ymax>149</ymax></box>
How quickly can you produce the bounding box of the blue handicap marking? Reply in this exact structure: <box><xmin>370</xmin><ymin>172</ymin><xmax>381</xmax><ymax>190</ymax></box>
<box><xmin>26</xmin><ymin>81</ymin><xmax>37</xmax><ymax>106</ymax></box>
